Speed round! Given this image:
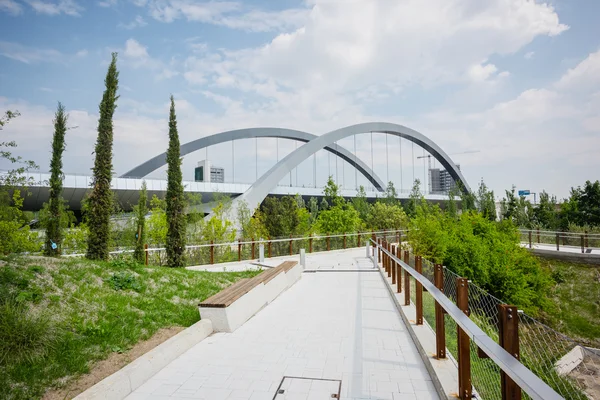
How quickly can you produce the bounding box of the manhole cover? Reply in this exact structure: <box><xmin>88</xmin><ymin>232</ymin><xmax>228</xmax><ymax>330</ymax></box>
<box><xmin>273</xmin><ymin>376</ymin><xmax>341</xmax><ymax>399</ymax></box>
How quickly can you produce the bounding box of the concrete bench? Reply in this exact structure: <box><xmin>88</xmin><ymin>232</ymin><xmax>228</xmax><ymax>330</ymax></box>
<box><xmin>199</xmin><ymin>261</ymin><xmax>301</xmax><ymax>332</ymax></box>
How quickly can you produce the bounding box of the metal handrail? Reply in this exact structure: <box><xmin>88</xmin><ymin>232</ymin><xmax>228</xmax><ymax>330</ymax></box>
<box><xmin>519</xmin><ymin>228</ymin><xmax>600</xmax><ymax>238</ymax></box>
<box><xmin>371</xmin><ymin>239</ymin><xmax>563</xmax><ymax>400</ymax></box>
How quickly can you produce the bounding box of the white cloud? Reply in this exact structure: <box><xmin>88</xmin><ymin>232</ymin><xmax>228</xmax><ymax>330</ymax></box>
<box><xmin>24</xmin><ymin>0</ymin><xmax>83</xmax><ymax>16</ymax></box>
<box><xmin>121</xmin><ymin>38</ymin><xmax>178</xmax><ymax>80</ymax></box>
<box><xmin>555</xmin><ymin>49</ymin><xmax>600</xmax><ymax>92</ymax></box>
<box><xmin>468</xmin><ymin>62</ymin><xmax>499</xmax><ymax>82</ymax></box>
<box><xmin>524</xmin><ymin>51</ymin><xmax>535</xmax><ymax>59</ymax></box>
<box><xmin>0</xmin><ymin>41</ymin><xmax>63</xmax><ymax>63</ymax></box>
<box><xmin>119</xmin><ymin>15</ymin><xmax>147</xmax><ymax>29</ymax></box>
<box><xmin>98</xmin><ymin>0</ymin><xmax>117</xmax><ymax>7</ymax></box>
<box><xmin>0</xmin><ymin>0</ymin><xmax>22</xmax><ymax>15</ymax></box>
<box><xmin>123</xmin><ymin>38</ymin><xmax>149</xmax><ymax>59</ymax></box>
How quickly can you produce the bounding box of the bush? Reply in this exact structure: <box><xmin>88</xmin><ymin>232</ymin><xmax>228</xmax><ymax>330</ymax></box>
<box><xmin>0</xmin><ymin>300</ymin><xmax>59</xmax><ymax>365</ymax></box>
<box><xmin>105</xmin><ymin>271</ymin><xmax>141</xmax><ymax>291</ymax></box>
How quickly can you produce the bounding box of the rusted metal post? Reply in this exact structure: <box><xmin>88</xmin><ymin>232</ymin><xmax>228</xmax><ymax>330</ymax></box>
<box><xmin>309</xmin><ymin>233</ymin><xmax>313</xmax><ymax>253</ymax></box>
<box><xmin>396</xmin><ymin>246</ymin><xmax>402</xmax><ymax>293</ymax></box>
<box><xmin>391</xmin><ymin>245</ymin><xmax>397</xmax><ymax>284</ymax></box>
<box><xmin>289</xmin><ymin>234</ymin><xmax>293</xmax><ymax>256</ymax></box>
<box><xmin>434</xmin><ymin>264</ymin><xmax>446</xmax><ymax>359</ymax></box>
<box><xmin>537</xmin><ymin>228</ymin><xmax>540</xmax><ymax>244</ymax></box>
<box><xmin>144</xmin><ymin>244</ymin><xmax>148</xmax><ymax>266</ymax></box>
<box><xmin>404</xmin><ymin>250</ymin><xmax>410</xmax><ymax>305</ymax></box>
<box><xmin>386</xmin><ymin>242</ymin><xmax>391</xmax><ymax>277</ymax></box>
<box><xmin>585</xmin><ymin>230</ymin><xmax>589</xmax><ymax>248</ymax></box>
<box><xmin>415</xmin><ymin>256</ymin><xmax>423</xmax><ymax>325</ymax></box>
<box><xmin>268</xmin><ymin>238</ymin><xmax>272</xmax><ymax>258</ymax></box>
<box><xmin>562</xmin><ymin>231</ymin><xmax>566</xmax><ymax>246</ymax></box>
<box><xmin>581</xmin><ymin>234</ymin><xmax>585</xmax><ymax>254</ymax></box>
<box><xmin>238</xmin><ymin>239</ymin><xmax>242</xmax><ymax>261</ymax></box>
<box><xmin>528</xmin><ymin>231</ymin><xmax>532</xmax><ymax>249</ymax></box>
<box><xmin>251</xmin><ymin>238</ymin><xmax>256</xmax><ymax>259</ymax></box>
<box><xmin>378</xmin><ymin>238</ymin><xmax>382</xmax><ymax>263</ymax></box>
<box><xmin>210</xmin><ymin>240</ymin><xmax>214</xmax><ymax>264</ymax></box>
<box><xmin>326</xmin><ymin>234</ymin><xmax>330</xmax><ymax>251</ymax></box>
<box><xmin>357</xmin><ymin>231</ymin><xmax>361</xmax><ymax>247</ymax></box>
<box><xmin>556</xmin><ymin>232</ymin><xmax>560</xmax><ymax>251</ymax></box>
<box><xmin>456</xmin><ymin>278</ymin><xmax>472</xmax><ymax>400</ymax></box>
<box><xmin>343</xmin><ymin>233</ymin><xmax>347</xmax><ymax>249</ymax></box>
<box><xmin>499</xmin><ymin>305</ymin><xmax>521</xmax><ymax>400</ymax></box>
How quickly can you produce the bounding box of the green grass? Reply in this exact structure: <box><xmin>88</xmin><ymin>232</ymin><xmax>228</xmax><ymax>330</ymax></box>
<box><xmin>0</xmin><ymin>255</ymin><xmax>259</xmax><ymax>400</ymax></box>
<box><xmin>537</xmin><ymin>257</ymin><xmax>600</xmax><ymax>347</ymax></box>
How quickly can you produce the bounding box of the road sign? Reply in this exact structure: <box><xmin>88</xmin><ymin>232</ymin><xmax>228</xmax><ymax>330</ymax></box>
<box><xmin>518</xmin><ymin>190</ymin><xmax>530</xmax><ymax>196</ymax></box>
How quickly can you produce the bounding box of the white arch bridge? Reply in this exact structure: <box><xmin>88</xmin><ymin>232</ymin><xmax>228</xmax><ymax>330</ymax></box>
<box><xmin>18</xmin><ymin>122</ymin><xmax>470</xmax><ymax>212</ymax></box>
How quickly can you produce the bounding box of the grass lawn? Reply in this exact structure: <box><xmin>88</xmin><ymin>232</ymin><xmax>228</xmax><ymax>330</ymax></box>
<box><xmin>537</xmin><ymin>257</ymin><xmax>600</xmax><ymax>348</ymax></box>
<box><xmin>0</xmin><ymin>255</ymin><xmax>259</xmax><ymax>400</ymax></box>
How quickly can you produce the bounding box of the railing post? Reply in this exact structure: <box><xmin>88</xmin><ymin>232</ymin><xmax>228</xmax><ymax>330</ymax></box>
<box><xmin>391</xmin><ymin>245</ymin><xmax>396</xmax><ymax>284</ymax></box>
<box><xmin>210</xmin><ymin>240</ymin><xmax>214</xmax><ymax>265</ymax></box>
<box><xmin>404</xmin><ymin>250</ymin><xmax>410</xmax><ymax>306</ymax></box>
<box><xmin>499</xmin><ymin>305</ymin><xmax>521</xmax><ymax>400</ymax></box>
<box><xmin>581</xmin><ymin>234</ymin><xmax>585</xmax><ymax>254</ymax></box>
<box><xmin>238</xmin><ymin>239</ymin><xmax>242</xmax><ymax>261</ymax></box>
<box><xmin>371</xmin><ymin>231</ymin><xmax>375</xmax><ymax>256</ymax></box>
<box><xmin>456</xmin><ymin>278</ymin><xmax>472</xmax><ymax>400</ymax></box>
<box><xmin>415</xmin><ymin>256</ymin><xmax>423</xmax><ymax>325</ymax></box>
<box><xmin>309</xmin><ymin>233</ymin><xmax>313</xmax><ymax>253</ymax></box>
<box><xmin>562</xmin><ymin>231</ymin><xmax>566</xmax><ymax>246</ymax></box>
<box><xmin>556</xmin><ymin>232</ymin><xmax>560</xmax><ymax>251</ymax></box>
<box><xmin>357</xmin><ymin>231</ymin><xmax>361</xmax><ymax>247</ymax></box>
<box><xmin>378</xmin><ymin>238</ymin><xmax>382</xmax><ymax>263</ymax></box>
<box><xmin>343</xmin><ymin>233</ymin><xmax>347</xmax><ymax>249</ymax></box>
<box><xmin>268</xmin><ymin>238</ymin><xmax>272</xmax><ymax>258</ymax></box>
<box><xmin>396</xmin><ymin>246</ymin><xmax>402</xmax><ymax>293</ymax></box>
<box><xmin>528</xmin><ymin>231</ymin><xmax>532</xmax><ymax>249</ymax></box>
<box><xmin>398</xmin><ymin>230</ymin><xmax>402</xmax><ymax>247</ymax></box>
<box><xmin>251</xmin><ymin>238</ymin><xmax>256</xmax><ymax>259</ymax></box>
<box><xmin>585</xmin><ymin>230</ymin><xmax>589</xmax><ymax>248</ymax></box>
<box><xmin>326</xmin><ymin>234</ymin><xmax>330</xmax><ymax>251</ymax></box>
<box><xmin>396</xmin><ymin>230</ymin><xmax>399</xmax><ymax>244</ymax></box>
<box><xmin>434</xmin><ymin>264</ymin><xmax>446</xmax><ymax>359</ymax></box>
<box><xmin>537</xmin><ymin>228</ymin><xmax>540</xmax><ymax>244</ymax></box>
<box><xmin>289</xmin><ymin>234</ymin><xmax>293</xmax><ymax>256</ymax></box>
<box><xmin>388</xmin><ymin>242</ymin><xmax>393</xmax><ymax>278</ymax></box>
<box><xmin>144</xmin><ymin>243</ymin><xmax>148</xmax><ymax>266</ymax></box>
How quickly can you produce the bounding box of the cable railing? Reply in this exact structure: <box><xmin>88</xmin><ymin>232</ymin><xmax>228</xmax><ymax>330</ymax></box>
<box><xmin>519</xmin><ymin>228</ymin><xmax>600</xmax><ymax>252</ymax></box>
<box><xmin>372</xmin><ymin>236</ymin><xmax>598</xmax><ymax>400</ymax></box>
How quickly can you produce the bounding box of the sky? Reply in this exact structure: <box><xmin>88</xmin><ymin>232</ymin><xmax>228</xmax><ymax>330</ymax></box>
<box><xmin>1</xmin><ymin>0</ymin><xmax>599</xmax><ymax>201</ymax></box>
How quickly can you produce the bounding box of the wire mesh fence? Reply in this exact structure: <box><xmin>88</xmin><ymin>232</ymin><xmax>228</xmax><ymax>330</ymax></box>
<box><xmin>376</xmin><ymin>238</ymin><xmax>598</xmax><ymax>400</ymax></box>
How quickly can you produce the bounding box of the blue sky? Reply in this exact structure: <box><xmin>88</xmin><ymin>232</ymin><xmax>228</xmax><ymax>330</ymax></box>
<box><xmin>1</xmin><ymin>0</ymin><xmax>599</xmax><ymax>200</ymax></box>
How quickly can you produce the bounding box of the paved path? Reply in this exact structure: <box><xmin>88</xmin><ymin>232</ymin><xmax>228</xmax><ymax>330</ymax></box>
<box><xmin>521</xmin><ymin>242</ymin><xmax>600</xmax><ymax>254</ymax></box>
<box><xmin>127</xmin><ymin>248</ymin><xmax>438</xmax><ymax>400</ymax></box>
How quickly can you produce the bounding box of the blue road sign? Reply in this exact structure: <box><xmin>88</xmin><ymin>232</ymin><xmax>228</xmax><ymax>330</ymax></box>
<box><xmin>518</xmin><ymin>190</ymin><xmax>530</xmax><ymax>196</ymax></box>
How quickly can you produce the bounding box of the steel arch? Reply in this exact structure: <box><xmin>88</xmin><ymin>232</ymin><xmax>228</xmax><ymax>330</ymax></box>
<box><xmin>120</xmin><ymin>127</ymin><xmax>386</xmax><ymax>191</ymax></box>
<box><xmin>230</xmin><ymin>122</ymin><xmax>471</xmax><ymax>216</ymax></box>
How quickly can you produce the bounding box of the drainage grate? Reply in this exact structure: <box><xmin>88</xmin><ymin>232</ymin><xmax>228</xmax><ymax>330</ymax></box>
<box><xmin>273</xmin><ymin>376</ymin><xmax>341</xmax><ymax>399</ymax></box>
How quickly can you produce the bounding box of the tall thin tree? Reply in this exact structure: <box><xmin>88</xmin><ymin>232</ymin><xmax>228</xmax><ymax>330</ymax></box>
<box><xmin>133</xmin><ymin>181</ymin><xmax>148</xmax><ymax>264</ymax></box>
<box><xmin>87</xmin><ymin>53</ymin><xmax>119</xmax><ymax>260</ymax></box>
<box><xmin>44</xmin><ymin>102</ymin><xmax>68</xmax><ymax>256</ymax></box>
<box><xmin>166</xmin><ymin>96</ymin><xmax>186</xmax><ymax>267</ymax></box>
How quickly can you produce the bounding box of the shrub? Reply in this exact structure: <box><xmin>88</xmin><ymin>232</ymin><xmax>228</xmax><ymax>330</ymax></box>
<box><xmin>105</xmin><ymin>271</ymin><xmax>141</xmax><ymax>291</ymax></box>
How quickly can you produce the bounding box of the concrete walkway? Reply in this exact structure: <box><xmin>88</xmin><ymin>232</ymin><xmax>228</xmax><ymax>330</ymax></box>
<box><xmin>127</xmin><ymin>248</ymin><xmax>438</xmax><ymax>400</ymax></box>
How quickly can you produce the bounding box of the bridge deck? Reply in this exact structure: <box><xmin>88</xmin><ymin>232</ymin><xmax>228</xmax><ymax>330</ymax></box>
<box><xmin>125</xmin><ymin>248</ymin><xmax>438</xmax><ymax>400</ymax></box>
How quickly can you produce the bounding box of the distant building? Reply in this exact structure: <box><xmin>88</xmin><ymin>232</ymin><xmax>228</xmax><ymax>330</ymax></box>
<box><xmin>194</xmin><ymin>160</ymin><xmax>225</xmax><ymax>183</ymax></box>
<box><xmin>430</xmin><ymin>164</ymin><xmax>460</xmax><ymax>193</ymax></box>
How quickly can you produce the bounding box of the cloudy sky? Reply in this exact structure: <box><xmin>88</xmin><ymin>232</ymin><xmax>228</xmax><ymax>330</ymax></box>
<box><xmin>0</xmin><ymin>0</ymin><xmax>599</xmax><ymax>200</ymax></box>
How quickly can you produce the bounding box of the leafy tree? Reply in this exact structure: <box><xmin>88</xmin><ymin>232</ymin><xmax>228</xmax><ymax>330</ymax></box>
<box><xmin>307</xmin><ymin>197</ymin><xmax>319</xmax><ymax>223</ymax></box>
<box><xmin>575</xmin><ymin>180</ymin><xmax>600</xmax><ymax>227</ymax></box>
<box><xmin>165</xmin><ymin>96</ymin><xmax>186</xmax><ymax>267</ymax></box>
<box><xmin>202</xmin><ymin>201</ymin><xmax>236</xmax><ymax>244</ymax></box>
<box><xmin>323</xmin><ymin>175</ymin><xmax>342</xmax><ymax>208</ymax></box>
<box><xmin>87</xmin><ymin>53</ymin><xmax>119</xmax><ymax>261</ymax></box>
<box><xmin>404</xmin><ymin>179</ymin><xmax>422</xmax><ymax>217</ymax></box>
<box><xmin>366</xmin><ymin>202</ymin><xmax>409</xmax><ymax>231</ymax></box>
<box><xmin>132</xmin><ymin>181</ymin><xmax>148</xmax><ymax>263</ymax></box>
<box><xmin>319</xmin><ymin>197</ymin><xmax>329</xmax><ymax>211</ymax></box>
<box><xmin>44</xmin><ymin>103</ymin><xmax>68</xmax><ymax>256</ymax></box>
<box><xmin>147</xmin><ymin>195</ymin><xmax>167</xmax><ymax>247</ymax></box>
<box><xmin>294</xmin><ymin>194</ymin><xmax>305</xmax><ymax>209</ymax></box>
<box><xmin>1</xmin><ymin>110</ymin><xmax>38</xmax><ymax>188</ymax></box>
<box><xmin>476</xmin><ymin>179</ymin><xmax>497</xmax><ymax>222</ymax></box>
<box><xmin>0</xmin><ymin>191</ymin><xmax>39</xmax><ymax>254</ymax></box>
<box><xmin>316</xmin><ymin>204</ymin><xmax>361</xmax><ymax>234</ymax></box>
<box><xmin>237</xmin><ymin>199</ymin><xmax>268</xmax><ymax>240</ymax></box>
<box><xmin>459</xmin><ymin>182</ymin><xmax>476</xmax><ymax>213</ymax></box>
<box><xmin>446</xmin><ymin>186</ymin><xmax>459</xmax><ymax>218</ymax></box>
<box><xmin>384</xmin><ymin>181</ymin><xmax>398</xmax><ymax>205</ymax></box>
<box><xmin>352</xmin><ymin>185</ymin><xmax>371</xmax><ymax>221</ymax></box>
<box><xmin>185</xmin><ymin>192</ymin><xmax>204</xmax><ymax>242</ymax></box>
<box><xmin>261</xmin><ymin>196</ymin><xmax>299</xmax><ymax>237</ymax></box>
<box><xmin>533</xmin><ymin>191</ymin><xmax>558</xmax><ymax>229</ymax></box>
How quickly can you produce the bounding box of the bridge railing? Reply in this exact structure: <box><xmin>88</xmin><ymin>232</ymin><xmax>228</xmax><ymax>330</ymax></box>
<box><xmin>519</xmin><ymin>228</ymin><xmax>600</xmax><ymax>252</ymax></box>
<box><xmin>372</xmin><ymin>236</ymin><xmax>596</xmax><ymax>400</ymax></box>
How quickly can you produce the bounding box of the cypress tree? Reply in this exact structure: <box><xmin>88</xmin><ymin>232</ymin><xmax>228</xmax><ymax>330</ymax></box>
<box><xmin>133</xmin><ymin>181</ymin><xmax>148</xmax><ymax>264</ymax></box>
<box><xmin>87</xmin><ymin>53</ymin><xmax>119</xmax><ymax>260</ymax></box>
<box><xmin>44</xmin><ymin>102</ymin><xmax>68</xmax><ymax>256</ymax></box>
<box><xmin>165</xmin><ymin>96</ymin><xmax>186</xmax><ymax>267</ymax></box>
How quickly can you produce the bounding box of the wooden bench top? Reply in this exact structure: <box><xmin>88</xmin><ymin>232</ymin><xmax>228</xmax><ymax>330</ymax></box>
<box><xmin>199</xmin><ymin>260</ymin><xmax>298</xmax><ymax>308</ymax></box>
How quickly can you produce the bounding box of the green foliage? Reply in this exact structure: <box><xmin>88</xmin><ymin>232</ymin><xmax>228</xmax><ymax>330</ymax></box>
<box><xmin>365</xmin><ymin>202</ymin><xmax>408</xmax><ymax>231</ymax></box>
<box><xmin>407</xmin><ymin>203</ymin><xmax>449</xmax><ymax>263</ymax></box>
<box><xmin>307</xmin><ymin>197</ymin><xmax>319</xmax><ymax>223</ymax></box>
<box><xmin>476</xmin><ymin>179</ymin><xmax>496</xmax><ymax>221</ymax></box>
<box><xmin>133</xmin><ymin>182</ymin><xmax>148</xmax><ymax>264</ymax></box>
<box><xmin>316</xmin><ymin>204</ymin><xmax>361</xmax><ymax>234</ymax></box>
<box><xmin>559</xmin><ymin>180</ymin><xmax>600</xmax><ymax>228</ymax></box>
<box><xmin>105</xmin><ymin>271</ymin><xmax>141</xmax><ymax>291</ymax></box>
<box><xmin>0</xmin><ymin>191</ymin><xmax>38</xmax><ymax>255</ymax></box>
<box><xmin>446</xmin><ymin>186</ymin><xmax>458</xmax><ymax>218</ymax></box>
<box><xmin>384</xmin><ymin>181</ymin><xmax>398</xmax><ymax>205</ymax></box>
<box><xmin>87</xmin><ymin>53</ymin><xmax>119</xmax><ymax>261</ymax></box>
<box><xmin>404</xmin><ymin>179</ymin><xmax>422</xmax><ymax>217</ymax></box>
<box><xmin>202</xmin><ymin>202</ymin><xmax>237</xmax><ymax>243</ymax></box>
<box><xmin>43</xmin><ymin>103</ymin><xmax>68</xmax><ymax>256</ymax></box>
<box><xmin>147</xmin><ymin>195</ymin><xmax>167</xmax><ymax>247</ymax></box>
<box><xmin>323</xmin><ymin>175</ymin><xmax>342</xmax><ymax>208</ymax></box>
<box><xmin>500</xmin><ymin>185</ymin><xmax>533</xmax><ymax>228</ymax></box>
<box><xmin>237</xmin><ymin>200</ymin><xmax>268</xmax><ymax>240</ymax></box>
<box><xmin>261</xmin><ymin>196</ymin><xmax>299</xmax><ymax>238</ymax></box>
<box><xmin>533</xmin><ymin>191</ymin><xmax>558</xmax><ymax>229</ymax></box>
<box><xmin>165</xmin><ymin>96</ymin><xmax>186</xmax><ymax>267</ymax></box>
<box><xmin>1</xmin><ymin>110</ymin><xmax>39</xmax><ymax>188</ymax></box>
<box><xmin>62</xmin><ymin>223</ymin><xmax>88</xmax><ymax>254</ymax></box>
<box><xmin>352</xmin><ymin>185</ymin><xmax>370</xmax><ymax>221</ymax></box>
